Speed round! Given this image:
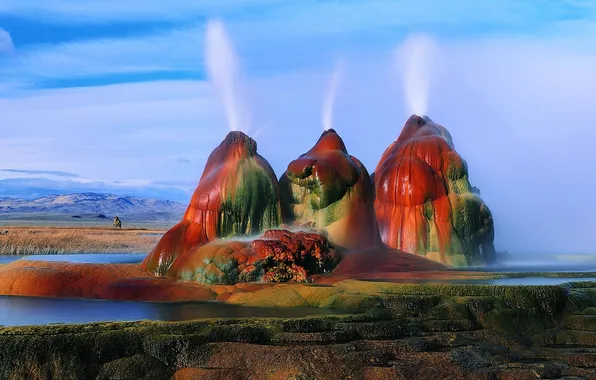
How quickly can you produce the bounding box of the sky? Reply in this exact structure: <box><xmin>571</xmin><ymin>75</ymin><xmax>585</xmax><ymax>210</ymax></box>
<box><xmin>1</xmin><ymin>0</ymin><xmax>595</xmax><ymax>254</ymax></box>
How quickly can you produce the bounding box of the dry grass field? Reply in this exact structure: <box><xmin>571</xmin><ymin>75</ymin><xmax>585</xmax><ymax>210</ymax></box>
<box><xmin>0</xmin><ymin>226</ymin><xmax>165</xmax><ymax>255</ymax></box>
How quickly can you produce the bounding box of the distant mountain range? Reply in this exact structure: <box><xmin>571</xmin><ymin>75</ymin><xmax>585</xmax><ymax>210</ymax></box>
<box><xmin>0</xmin><ymin>193</ymin><xmax>187</xmax><ymax>218</ymax></box>
<box><xmin>0</xmin><ymin>174</ymin><xmax>194</xmax><ymax>203</ymax></box>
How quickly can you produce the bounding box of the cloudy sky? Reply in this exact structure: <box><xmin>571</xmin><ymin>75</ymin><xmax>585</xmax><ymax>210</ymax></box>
<box><xmin>1</xmin><ymin>1</ymin><xmax>595</xmax><ymax>254</ymax></box>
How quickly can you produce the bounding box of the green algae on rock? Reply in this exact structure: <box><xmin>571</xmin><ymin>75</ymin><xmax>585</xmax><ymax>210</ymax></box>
<box><xmin>279</xmin><ymin>128</ymin><xmax>382</xmax><ymax>252</ymax></box>
<box><xmin>167</xmin><ymin>229</ymin><xmax>342</xmax><ymax>285</ymax></box>
<box><xmin>374</xmin><ymin>115</ymin><xmax>496</xmax><ymax>267</ymax></box>
<box><xmin>2</xmin><ymin>280</ymin><xmax>596</xmax><ymax>379</ymax></box>
<box><xmin>142</xmin><ymin>131</ymin><xmax>283</xmax><ymax>276</ymax></box>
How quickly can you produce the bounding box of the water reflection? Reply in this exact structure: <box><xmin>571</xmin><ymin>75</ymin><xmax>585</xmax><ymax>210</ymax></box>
<box><xmin>0</xmin><ymin>296</ymin><xmax>339</xmax><ymax>327</ymax></box>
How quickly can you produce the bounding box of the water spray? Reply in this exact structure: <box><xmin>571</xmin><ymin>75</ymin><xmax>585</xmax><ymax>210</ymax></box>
<box><xmin>322</xmin><ymin>60</ymin><xmax>344</xmax><ymax>131</ymax></box>
<box><xmin>395</xmin><ymin>34</ymin><xmax>437</xmax><ymax>117</ymax></box>
<box><xmin>251</xmin><ymin>124</ymin><xmax>268</xmax><ymax>140</ymax></box>
<box><xmin>205</xmin><ymin>20</ymin><xmax>249</xmax><ymax>133</ymax></box>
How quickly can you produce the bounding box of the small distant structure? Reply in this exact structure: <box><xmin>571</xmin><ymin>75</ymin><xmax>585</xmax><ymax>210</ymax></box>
<box><xmin>113</xmin><ymin>216</ymin><xmax>122</xmax><ymax>228</ymax></box>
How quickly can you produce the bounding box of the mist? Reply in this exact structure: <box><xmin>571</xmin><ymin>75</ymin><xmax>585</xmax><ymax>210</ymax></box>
<box><xmin>251</xmin><ymin>36</ymin><xmax>596</xmax><ymax>256</ymax></box>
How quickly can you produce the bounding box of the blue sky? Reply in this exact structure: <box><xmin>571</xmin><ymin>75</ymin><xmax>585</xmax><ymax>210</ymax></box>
<box><xmin>1</xmin><ymin>1</ymin><xmax>596</xmax><ymax>254</ymax></box>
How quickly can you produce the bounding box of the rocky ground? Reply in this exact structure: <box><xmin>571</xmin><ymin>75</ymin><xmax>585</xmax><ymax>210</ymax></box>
<box><xmin>1</xmin><ymin>280</ymin><xmax>595</xmax><ymax>379</ymax></box>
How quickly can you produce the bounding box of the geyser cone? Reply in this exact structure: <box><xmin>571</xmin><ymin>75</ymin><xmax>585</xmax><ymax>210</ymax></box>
<box><xmin>394</xmin><ymin>114</ymin><xmax>453</xmax><ymax>148</ymax></box>
<box><xmin>374</xmin><ymin>114</ymin><xmax>495</xmax><ymax>267</ymax></box>
<box><xmin>142</xmin><ymin>131</ymin><xmax>283</xmax><ymax>275</ymax></box>
<box><xmin>280</xmin><ymin>129</ymin><xmax>381</xmax><ymax>252</ymax></box>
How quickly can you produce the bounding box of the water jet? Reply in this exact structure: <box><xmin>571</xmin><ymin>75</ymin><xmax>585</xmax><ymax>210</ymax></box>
<box><xmin>395</xmin><ymin>34</ymin><xmax>437</xmax><ymax>117</ymax></box>
<box><xmin>205</xmin><ymin>20</ymin><xmax>250</xmax><ymax>133</ymax></box>
<box><xmin>322</xmin><ymin>60</ymin><xmax>344</xmax><ymax>131</ymax></box>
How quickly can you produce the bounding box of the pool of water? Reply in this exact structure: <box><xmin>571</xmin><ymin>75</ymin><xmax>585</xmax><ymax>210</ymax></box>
<box><xmin>468</xmin><ymin>253</ymin><xmax>596</xmax><ymax>273</ymax></box>
<box><xmin>0</xmin><ymin>296</ymin><xmax>340</xmax><ymax>327</ymax></box>
<box><xmin>0</xmin><ymin>253</ymin><xmax>145</xmax><ymax>265</ymax></box>
<box><xmin>361</xmin><ymin>277</ymin><xmax>596</xmax><ymax>286</ymax></box>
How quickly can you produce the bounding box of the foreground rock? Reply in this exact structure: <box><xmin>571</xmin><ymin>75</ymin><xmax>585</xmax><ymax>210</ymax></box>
<box><xmin>0</xmin><ymin>245</ymin><xmax>447</xmax><ymax>302</ymax></box>
<box><xmin>374</xmin><ymin>115</ymin><xmax>496</xmax><ymax>267</ymax></box>
<box><xmin>143</xmin><ymin>131</ymin><xmax>283</xmax><ymax>276</ymax></box>
<box><xmin>280</xmin><ymin>129</ymin><xmax>382</xmax><ymax>252</ymax></box>
<box><xmin>2</xmin><ymin>280</ymin><xmax>595</xmax><ymax>379</ymax></box>
<box><xmin>0</xmin><ymin>260</ymin><xmax>217</xmax><ymax>301</ymax></box>
<box><xmin>168</xmin><ymin>229</ymin><xmax>342</xmax><ymax>284</ymax></box>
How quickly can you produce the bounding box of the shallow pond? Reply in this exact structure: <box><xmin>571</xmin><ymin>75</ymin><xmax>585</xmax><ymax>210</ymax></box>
<box><xmin>1</xmin><ymin>253</ymin><xmax>596</xmax><ymax>327</ymax></box>
<box><xmin>0</xmin><ymin>296</ymin><xmax>340</xmax><ymax>327</ymax></box>
<box><xmin>468</xmin><ymin>253</ymin><xmax>596</xmax><ymax>273</ymax></box>
<box><xmin>361</xmin><ymin>277</ymin><xmax>596</xmax><ymax>286</ymax></box>
<box><xmin>0</xmin><ymin>253</ymin><xmax>145</xmax><ymax>264</ymax></box>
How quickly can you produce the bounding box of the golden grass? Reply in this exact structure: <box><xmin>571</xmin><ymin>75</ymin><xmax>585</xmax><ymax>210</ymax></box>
<box><xmin>0</xmin><ymin>226</ymin><xmax>165</xmax><ymax>255</ymax></box>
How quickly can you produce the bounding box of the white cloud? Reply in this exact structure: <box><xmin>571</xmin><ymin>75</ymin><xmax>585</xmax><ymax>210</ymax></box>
<box><xmin>0</xmin><ymin>26</ymin><xmax>204</xmax><ymax>82</ymax></box>
<box><xmin>0</xmin><ymin>0</ymin><xmax>284</xmax><ymax>24</ymax></box>
<box><xmin>2</xmin><ymin>1</ymin><xmax>596</xmax><ymax>89</ymax></box>
<box><xmin>0</xmin><ymin>28</ymin><xmax>13</xmax><ymax>53</ymax></box>
<box><xmin>0</xmin><ymin>80</ymin><xmax>228</xmax><ymax>181</ymax></box>
<box><xmin>1</xmin><ymin>0</ymin><xmax>595</xmax><ymax>29</ymax></box>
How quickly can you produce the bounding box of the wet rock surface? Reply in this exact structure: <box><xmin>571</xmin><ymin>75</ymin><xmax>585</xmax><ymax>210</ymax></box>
<box><xmin>374</xmin><ymin>115</ymin><xmax>496</xmax><ymax>267</ymax></box>
<box><xmin>142</xmin><ymin>131</ymin><xmax>283</xmax><ymax>276</ymax></box>
<box><xmin>2</xmin><ymin>281</ymin><xmax>595</xmax><ymax>379</ymax></box>
<box><xmin>168</xmin><ymin>229</ymin><xmax>342</xmax><ymax>284</ymax></box>
<box><xmin>279</xmin><ymin>129</ymin><xmax>382</xmax><ymax>252</ymax></box>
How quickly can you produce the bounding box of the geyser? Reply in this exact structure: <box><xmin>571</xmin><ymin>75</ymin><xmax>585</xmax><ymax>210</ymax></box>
<box><xmin>279</xmin><ymin>128</ymin><xmax>381</xmax><ymax>251</ymax></box>
<box><xmin>395</xmin><ymin>34</ymin><xmax>437</xmax><ymax>117</ymax></box>
<box><xmin>322</xmin><ymin>60</ymin><xmax>344</xmax><ymax>131</ymax></box>
<box><xmin>374</xmin><ymin>114</ymin><xmax>495</xmax><ymax>267</ymax></box>
<box><xmin>205</xmin><ymin>20</ymin><xmax>249</xmax><ymax>132</ymax></box>
<box><xmin>142</xmin><ymin>131</ymin><xmax>283</xmax><ymax>276</ymax></box>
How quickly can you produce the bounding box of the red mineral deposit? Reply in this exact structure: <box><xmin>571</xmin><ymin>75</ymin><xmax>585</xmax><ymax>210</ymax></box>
<box><xmin>142</xmin><ymin>131</ymin><xmax>283</xmax><ymax>276</ymax></box>
<box><xmin>374</xmin><ymin>115</ymin><xmax>495</xmax><ymax>267</ymax></box>
<box><xmin>167</xmin><ymin>229</ymin><xmax>342</xmax><ymax>284</ymax></box>
<box><xmin>279</xmin><ymin>129</ymin><xmax>382</xmax><ymax>252</ymax></box>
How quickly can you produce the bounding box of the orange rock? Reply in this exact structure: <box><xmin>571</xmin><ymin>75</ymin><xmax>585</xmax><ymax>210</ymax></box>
<box><xmin>333</xmin><ymin>245</ymin><xmax>448</xmax><ymax>275</ymax></box>
<box><xmin>172</xmin><ymin>367</ymin><xmax>247</xmax><ymax>380</ymax></box>
<box><xmin>0</xmin><ymin>260</ymin><xmax>216</xmax><ymax>302</ymax></box>
<box><xmin>142</xmin><ymin>131</ymin><xmax>283</xmax><ymax>276</ymax></box>
<box><xmin>374</xmin><ymin>115</ymin><xmax>496</xmax><ymax>267</ymax></box>
<box><xmin>98</xmin><ymin>277</ymin><xmax>217</xmax><ymax>302</ymax></box>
